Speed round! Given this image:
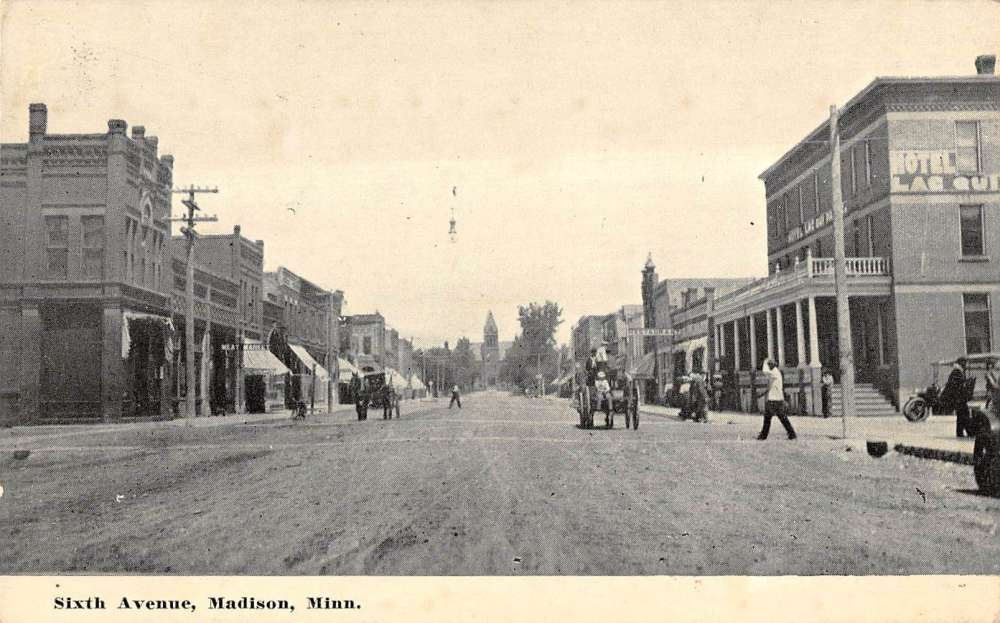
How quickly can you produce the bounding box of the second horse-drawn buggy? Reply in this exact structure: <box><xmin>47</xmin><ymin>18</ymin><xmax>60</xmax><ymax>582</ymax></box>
<box><xmin>351</xmin><ymin>370</ymin><xmax>401</xmax><ymax>421</ymax></box>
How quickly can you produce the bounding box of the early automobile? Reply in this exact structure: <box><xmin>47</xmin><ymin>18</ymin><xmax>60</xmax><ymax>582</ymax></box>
<box><xmin>902</xmin><ymin>353</ymin><xmax>997</xmax><ymax>423</ymax></box>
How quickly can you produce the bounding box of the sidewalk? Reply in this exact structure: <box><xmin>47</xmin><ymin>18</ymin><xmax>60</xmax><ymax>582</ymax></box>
<box><xmin>0</xmin><ymin>403</ymin><xmax>360</xmax><ymax>440</ymax></box>
<box><xmin>640</xmin><ymin>403</ymin><xmax>974</xmax><ymax>464</ymax></box>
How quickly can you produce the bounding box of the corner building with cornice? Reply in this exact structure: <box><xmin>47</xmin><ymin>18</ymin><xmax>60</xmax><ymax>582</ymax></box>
<box><xmin>709</xmin><ymin>57</ymin><xmax>1000</xmax><ymax>415</ymax></box>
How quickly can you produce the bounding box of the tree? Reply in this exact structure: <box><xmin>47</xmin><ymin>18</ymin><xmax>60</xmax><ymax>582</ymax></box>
<box><xmin>452</xmin><ymin>337</ymin><xmax>478</xmax><ymax>390</ymax></box>
<box><xmin>500</xmin><ymin>301</ymin><xmax>563</xmax><ymax>390</ymax></box>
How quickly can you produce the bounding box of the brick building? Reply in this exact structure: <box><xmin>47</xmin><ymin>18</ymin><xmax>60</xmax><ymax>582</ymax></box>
<box><xmin>1</xmin><ymin>105</ymin><xmax>177</xmax><ymax>423</ymax></box>
<box><xmin>710</xmin><ymin>57</ymin><xmax>1000</xmax><ymax>414</ymax></box>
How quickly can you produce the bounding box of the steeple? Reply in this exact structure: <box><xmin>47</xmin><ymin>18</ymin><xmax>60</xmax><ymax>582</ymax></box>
<box><xmin>484</xmin><ymin>311</ymin><xmax>498</xmax><ymax>347</ymax></box>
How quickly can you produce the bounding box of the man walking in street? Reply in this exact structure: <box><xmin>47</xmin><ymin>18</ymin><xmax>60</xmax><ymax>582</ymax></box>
<box><xmin>449</xmin><ymin>384</ymin><xmax>462</xmax><ymax>409</ymax></box>
<box><xmin>757</xmin><ymin>359</ymin><xmax>796</xmax><ymax>440</ymax></box>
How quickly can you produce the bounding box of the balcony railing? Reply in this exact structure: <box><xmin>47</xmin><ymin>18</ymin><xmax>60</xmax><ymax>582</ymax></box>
<box><xmin>808</xmin><ymin>256</ymin><xmax>889</xmax><ymax>277</ymax></box>
<box><xmin>715</xmin><ymin>256</ymin><xmax>890</xmax><ymax>310</ymax></box>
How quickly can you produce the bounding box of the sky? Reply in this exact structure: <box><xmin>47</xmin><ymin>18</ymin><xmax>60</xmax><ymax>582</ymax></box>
<box><xmin>3</xmin><ymin>0</ymin><xmax>999</xmax><ymax>347</ymax></box>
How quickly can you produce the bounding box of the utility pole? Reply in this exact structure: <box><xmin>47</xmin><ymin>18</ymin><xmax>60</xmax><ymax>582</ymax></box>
<box><xmin>326</xmin><ymin>293</ymin><xmax>335</xmax><ymax>413</ymax></box>
<box><xmin>169</xmin><ymin>185</ymin><xmax>219</xmax><ymax>419</ymax></box>
<box><xmin>829</xmin><ymin>106</ymin><xmax>855</xmax><ymax>438</ymax></box>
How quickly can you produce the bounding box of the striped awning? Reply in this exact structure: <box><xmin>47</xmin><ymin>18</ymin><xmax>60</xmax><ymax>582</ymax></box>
<box><xmin>242</xmin><ymin>340</ymin><xmax>291</xmax><ymax>375</ymax></box>
<box><xmin>338</xmin><ymin>358</ymin><xmax>359</xmax><ymax>383</ymax></box>
<box><xmin>289</xmin><ymin>344</ymin><xmax>330</xmax><ymax>380</ymax></box>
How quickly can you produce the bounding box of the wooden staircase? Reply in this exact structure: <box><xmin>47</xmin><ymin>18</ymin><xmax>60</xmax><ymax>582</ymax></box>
<box><xmin>829</xmin><ymin>383</ymin><xmax>897</xmax><ymax>417</ymax></box>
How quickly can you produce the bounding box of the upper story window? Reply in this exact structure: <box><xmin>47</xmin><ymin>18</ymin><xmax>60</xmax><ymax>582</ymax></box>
<box><xmin>797</xmin><ymin>186</ymin><xmax>805</xmax><ymax>224</ymax></box>
<box><xmin>363</xmin><ymin>336</ymin><xmax>372</xmax><ymax>355</ymax></box>
<box><xmin>849</xmin><ymin>146</ymin><xmax>858</xmax><ymax>195</ymax></box>
<box><xmin>960</xmin><ymin>204</ymin><xmax>985</xmax><ymax>257</ymax></box>
<box><xmin>45</xmin><ymin>215</ymin><xmax>69</xmax><ymax>279</ymax></box>
<box><xmin>864</xmin><ymin>140</ymin><xmax>873</xmax><ymax>186</ymax></box>
<box><xmin>81</xmin><ymin>215</ymin><xmax>105</xmax><ymax>280</ymax></box>
<box><xmin>956</xmin><ymin>121</ymin><xmax>981</xmax><ymax>174</ymax></box>
<box><xmin>813</xmin><ymin>171</ymin><xmax>821</xmax><ymax>212</ymax></box>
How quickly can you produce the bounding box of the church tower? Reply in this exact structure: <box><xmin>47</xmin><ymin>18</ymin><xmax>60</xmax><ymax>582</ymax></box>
<box><xmin>482</xmin><ymin>311</ymin><xmax>500</xmax><ymax>386</ymax></box>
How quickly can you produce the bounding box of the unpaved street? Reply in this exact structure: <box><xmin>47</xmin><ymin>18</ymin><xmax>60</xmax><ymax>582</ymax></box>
<box><xmin>1</xmin><ymin>391</ymin><xmax>999</xmax><ymax>575</ymax></box>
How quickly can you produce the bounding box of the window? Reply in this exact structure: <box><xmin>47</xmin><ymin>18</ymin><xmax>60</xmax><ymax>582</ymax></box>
<box><xmin>864</xmin><ymin>140</ymin><xmax>873</xmax><ymax>186</ymax></box>
<box><xmin>363</xmin><ymin>336</ymin><xmax>372</xmax><ymax>355</ymax></box>
<box><xmin>865</xmin><ymin>214</ymin><xmax>875</xmax><ymax>257</ymax></box>
<box><xmin>850</xmin><ymin>146</ymin><xmax>858</xmax><ymax>195</ymax></box>
<box><xmin>45</xmin><ymin>215</ymin><xmax>69</xmax><ymax>279</ymax></box>
<box><xmin>797</xmin><ymin>186</ymin><xmax>805</xmax><ymax>224</ymax></box>
<box><xmin>813</xmin><ymin>171</ymin><xmax>820</xmax><ymax>212</ymax></box>
<box><xmin>956</xmin><ymin>121</ymin><xmax>981</xmax><ymax>174</ymax></box>
<box><xmin>852</xmin><ymin>222</ymin><xmax>862</xmax><ymax>257</ymax></box>
<box><xmin>81</xmin><ymin>215</ymin><xmax>104</xmax><ymax>280</ymax></box>
<box><xmin>960</xmin><ymin>205</ymin><xmax>985</xmax><ymax>257</ymax></box>
<box><xmin>963</xmin><ymin>293</ymin><xmax>992</xmax><ymax>354</ymax></box>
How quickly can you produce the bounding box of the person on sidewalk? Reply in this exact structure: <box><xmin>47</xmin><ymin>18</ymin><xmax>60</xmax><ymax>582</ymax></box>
<box><xmin>984</xmin><ymin>358</ymin><xmax>999</xmax><ymax>411</ymax></box>
<box><xmin>821</xmin><ymin>369</ymin><xmax>834</xmax><ymax>418</ymax></box>
<box><xmin>757</xmin><ymin>359</ymin><xmax>797</xmax><ymax>440</ymax></box>
<box><xmin>449</xmin><ymin>384</ymin><xmax>462</xmax><ymax>409</ymax></box>
<box><xmin>689</xmin><ymin>371</ymin><xmax>710</xmax><ymax>423</ymax></box>
<box><xmin>941</xmin><ymin>357</ymin><xmax>972</xmax><ymax>438</ymax></box>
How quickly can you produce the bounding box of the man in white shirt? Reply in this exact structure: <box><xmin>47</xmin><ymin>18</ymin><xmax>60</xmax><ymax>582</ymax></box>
<box><xmin>757</xmin><ymin>359</ymin><xmax>797</xmax><ymax>440</ymax></box>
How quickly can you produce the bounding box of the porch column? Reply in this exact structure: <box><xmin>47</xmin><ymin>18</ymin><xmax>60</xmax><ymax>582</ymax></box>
<box><xmin>808</xmin><ymin>296</ymin><xmax>821</xmax><ymax>367</ymax></box>
<box><xmin>733</xmin><ymin>320</ymin><xmax>741</xmax><ymax>371</ymax></box>
<box><xmin>749</xmin><ymin>313</ymin><xmax>758</xmax><ymax>371</ymax></box>
<box><xmin>765</xmin><ymin>308</ymin><xmax>774</xmax><ymax>366</ymax></box>
<box><xmin>775</xmin><ymin>305</ymin><xmax>786</xmax><ymax>368</ymax></box>
<box><xmin>795</xmin><ymin>299</ymin><xmax>806</xmax><ymax>367</ymax></box>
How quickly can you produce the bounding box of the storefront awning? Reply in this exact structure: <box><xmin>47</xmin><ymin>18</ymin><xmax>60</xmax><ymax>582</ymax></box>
<box><xmin>338</xmin><ymin>358</ymin><xmax>359</xmax><ymax>383</ymax></box>
<box><xmin>242</xmin><ymin>340</ymin><xmax>291</xmax><ymax>376</ymax></box>
<box><xmin>289</xmin><ymin>344</ymin><xmax>330</xmax><ymax>380</ymax></box>
<box><xmin>634</xmin><ymin>351</ymin><xmax>657</xmax><ymax>379</ymax></box>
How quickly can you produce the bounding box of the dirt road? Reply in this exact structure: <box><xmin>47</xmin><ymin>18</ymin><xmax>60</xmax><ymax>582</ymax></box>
<box><xmin>1</xmin><ymin>391</ymin><xmax>998</xmax><ymax>574</ymax></box>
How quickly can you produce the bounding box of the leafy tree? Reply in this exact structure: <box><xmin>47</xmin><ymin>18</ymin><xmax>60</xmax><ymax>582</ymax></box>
<box><xmin>452</xmin><ymin>337</ymin><xmax>478</xmax><ymax>390</ymax></box>
<box><xmin>500</xmin><ymin>301</ymin><xmax>563</xmax><ymax>390</ymax></box>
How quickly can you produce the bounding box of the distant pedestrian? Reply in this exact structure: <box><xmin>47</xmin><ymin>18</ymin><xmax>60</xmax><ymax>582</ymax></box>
<box><xmin>382</xmin><ymin>382</ymin><xmax>395</xmax><ymax>419</ymax></box>
<box><xmin>449</xmin><ymin>384</ymin><xmax>462</xmax><ymax>409</ymax></box>
<box><xmin>821</xmin><ymin>370</ymin><xmax>834</xmax><ymax>418</ymax></box>
<box><xmin>941</xmin><ymin>357</ymin><xmax>972</xmax><ymax>437</ymax></box>
<box><xmin>689</xmin><ymin>372</ymin><xmax>709</xmax><ymax>423</ymax></box>
<box><xmin>757</xmin><ymin>359</ymin><xmax>797</xmax><ymax>440</ymax></box>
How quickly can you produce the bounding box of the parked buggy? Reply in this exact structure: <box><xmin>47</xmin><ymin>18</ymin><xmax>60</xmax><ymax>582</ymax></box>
<box><xmin>574</xmin><ymin>367</ymin><xmax>640</xmax><ymax>430</ymax></box>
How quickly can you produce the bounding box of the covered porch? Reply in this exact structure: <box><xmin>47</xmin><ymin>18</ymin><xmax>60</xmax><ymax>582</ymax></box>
<box><xmin>711</xmin><ymin>255</ymin><xmax>897</xmax><ymax>416</ymax></box>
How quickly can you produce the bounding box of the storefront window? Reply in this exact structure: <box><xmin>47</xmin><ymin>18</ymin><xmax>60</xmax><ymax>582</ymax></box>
<box><xmin>960</xmin><ymin>205</ymin><xmax>985</xmax><ymax>257</ymax></box>
<box><xmin>963</xmin><ymin>293</ymin><xmax>992</xmax><ymax>354</ymax></box>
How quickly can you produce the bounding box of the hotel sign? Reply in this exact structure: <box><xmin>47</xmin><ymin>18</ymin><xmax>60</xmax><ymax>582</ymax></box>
<box><xmin>890</xmin><ymin>150</ymin><xmax>1000</xmax><ymax>193</ymax></box>
<box><xmin>787</xmin><ymin>210</ymin><xmax>833</xmax><ymax>244</ymax></box>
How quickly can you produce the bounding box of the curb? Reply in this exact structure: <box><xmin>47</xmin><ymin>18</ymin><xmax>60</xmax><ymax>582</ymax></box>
<box><xmin>892</xmin><ymin>443</ymin><xmax>975</xmax><ymax>466</ymax></box>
